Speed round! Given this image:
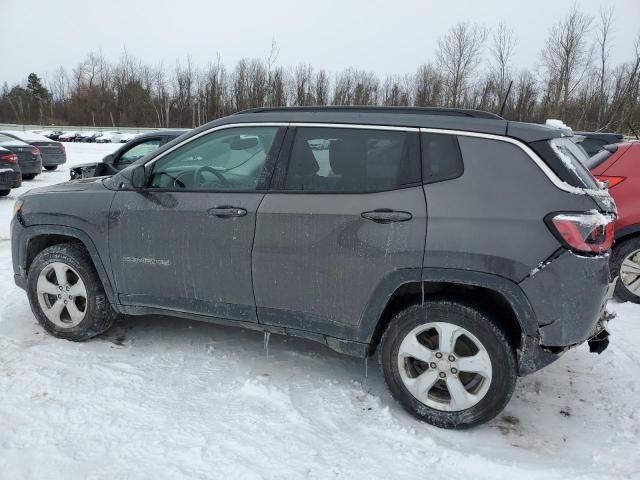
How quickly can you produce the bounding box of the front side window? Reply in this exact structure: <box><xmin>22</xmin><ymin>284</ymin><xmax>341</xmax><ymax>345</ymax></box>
<box><xmin>118</xmin><ymin>138</ymin><xmax>162</xmax><ymax>166</ymax></box>
<box><xmin>283</xmin><ymin>127</ymin><xmax>420</xmax><ymax>192</ymax></box>
<box><xmin>149</xmin><ymin>126</ymin><xmax>279</xmax><ymax>191</ymax></box>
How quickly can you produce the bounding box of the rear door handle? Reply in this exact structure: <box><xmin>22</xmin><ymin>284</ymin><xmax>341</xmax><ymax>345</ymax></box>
<box><xmin>207</xmin><ymin>206</ymin><xmax>247</xmax><ymax>218</ymax></box>
<box><xmin>361</xmin><ymin>209</ymin><xmax>412</xmax><ymax>224</ymax></box>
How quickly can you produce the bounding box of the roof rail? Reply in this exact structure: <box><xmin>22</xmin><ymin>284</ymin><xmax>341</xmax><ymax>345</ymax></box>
<box><xmin>233</xmin><ymin>105</ymin><xmax>504</xmax><ymax>120</ymax></box>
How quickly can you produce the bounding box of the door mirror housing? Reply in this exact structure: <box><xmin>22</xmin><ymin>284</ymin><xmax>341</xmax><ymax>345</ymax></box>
<box><xmin>130</xmin><ymin>164</ymin><xmax>147</xmax><ymax>189</ymax></box>
<box><xmin>103</xmin><ymin>154</ymin><xmax>115</xmax><ymax>164</ymax></box>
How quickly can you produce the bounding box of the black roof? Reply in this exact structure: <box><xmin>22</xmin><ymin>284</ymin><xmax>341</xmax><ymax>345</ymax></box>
<box><xmin>235</xmin><ymin>106</ymin><xmax>503</xmax><ymax>119</ymax></box>
<box><xmin>187</xmin><ymin>107</ymin><xmax>563</xmax><ymax>143</ymax></box>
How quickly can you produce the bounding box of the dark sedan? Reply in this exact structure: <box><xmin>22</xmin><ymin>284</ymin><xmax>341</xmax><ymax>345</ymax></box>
<box><xmin>0</xmin><ymin>133</ymin><xmax>42</xmax><ymax>180</ymax></box>
<box><xmin>70</xmin><ymin>129</ymin><xmax>189</xmax><ymax>179</ymax></box>
<box><xmin>0</xmin><ymin>131</ymin><xmax>67</xmax><ymax>171</ymax></box>
<box><xmin>0</xmin><ymin>146</ymin><xmax>22</xmax><ymax>196</ymax></box>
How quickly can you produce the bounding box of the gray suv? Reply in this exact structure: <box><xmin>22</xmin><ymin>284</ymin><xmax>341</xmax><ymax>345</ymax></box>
<box><xmin>11</xmin><ymin>107</ymin><xmax>616</xmax><ymax>428</ymax></box>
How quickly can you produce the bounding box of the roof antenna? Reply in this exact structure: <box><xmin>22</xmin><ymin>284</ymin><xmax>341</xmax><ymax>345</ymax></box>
<box><xmin>499</xmin><ymin>81</ymin><xmax>513</xmax><ymax>118</ymax></box>
<box><xmin>627</xmin><ymin>121</ymin><xmax>639</xmax><ymax>140</ymax></box>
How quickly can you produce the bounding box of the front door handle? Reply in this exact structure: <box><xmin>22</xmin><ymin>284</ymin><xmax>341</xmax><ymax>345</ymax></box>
<box><xmin>207</xmin><ymin>206</ymin><xmax>247</xmax><ymax>218</ymax></box>
<box><xmin>361</xmin><ymin>209</ymin><xmax>412</xmax><ymax>224</ymax></box>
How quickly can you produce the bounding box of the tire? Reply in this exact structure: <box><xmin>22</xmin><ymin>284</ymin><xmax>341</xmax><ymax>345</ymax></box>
<box><xmin>0</xmin><ymin>190</ymin><xmax>9</xmax><ymax>197</ymax></box>
<box><xmin>44</xmin><ymin>165</ymin><xmax>58</xmax><ymax>171</ymax></box>
<box><xmin>611</xmin><ymin>235</ymin><xmax>640</xmax><ymax>303</ymax></box>
<box><xmin>379</xmin><ymin>300</ymin><xmax>517</xmax><ymax>429</ymax></box>
<box><xmin>22</xmin><ymin>173</ymin><xmax>37</xmax><ymax>180</ymax></box>
<box><xmin>27</xmin><ymin>243</ymin><xmax>118</xmax><ymax>341</ymax></box>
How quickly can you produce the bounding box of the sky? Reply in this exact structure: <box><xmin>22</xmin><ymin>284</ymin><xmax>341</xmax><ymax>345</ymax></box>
<box><xmin>1</xmin><ymin>0</ymin><xmax>639</xmax><ymax>86</ymax></box>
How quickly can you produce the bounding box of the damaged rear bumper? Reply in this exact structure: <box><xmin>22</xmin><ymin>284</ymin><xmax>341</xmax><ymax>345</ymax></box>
<box><xmin>517</xmin><ymin>250</ymin><xmax>614</xmax><ymax>375</ymax></box>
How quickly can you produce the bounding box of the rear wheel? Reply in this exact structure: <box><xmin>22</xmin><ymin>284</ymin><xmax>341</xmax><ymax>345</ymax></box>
<box><xmin>611</xmin><ymin>236</ymin><xmax>640</xmax><ymax>303</ymax></box>
<box><xmin>44</xmin><ymin>165</ymin><xmax>58</xmax><ymax>171</ymax></box>
<box><xmin>27</xmin><ymin>243</ymin><xmax>118</xmax><ymax>341</ymax></box>
<box><xmin>380</xmin><ymin>300</ymin><xmax>517</xmax><ymax>429</ymax></box>
<box><xmin>0</xmin><ymin>190</ymin><xmax>9</xmax><ymax>197</ymax></box>
<box><xmin>22</xmin><ymin>173</ymin><xmax>37</xmax><ymax>180</ymax></box>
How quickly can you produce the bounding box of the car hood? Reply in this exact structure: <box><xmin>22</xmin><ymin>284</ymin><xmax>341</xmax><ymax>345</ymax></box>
<box><xmin>22</xmin><ymin>176</ymin><xmax>108</xmax><ymax>196</ymax></box>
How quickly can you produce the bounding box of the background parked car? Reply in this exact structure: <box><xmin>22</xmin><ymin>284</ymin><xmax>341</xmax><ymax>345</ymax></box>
<box><xmin>576</xmin><ymin>131</ymin><xmax>625</xmax><ymax>156</ymax></box>
<box><xmin>0</xmin><ymin>146</ymin><xmax>22</xmax><ymax>196</ymax></box>
<box><xmin>70</xmin><ymin>129</ymin><xmax>189</xmax><ymax>179</ymax></box>
<box><xmin>586</xmin><ymin>142</ymin><xmax>640</xmax><ymax>303</ymax></box>
<box><xmin>0</xmin><ymin>131</ymin><xmax>67</xmax><ymax>171</ymax></box>
<box><xmin>0</xmin><ymin>132</ymin><xmax>42</xmax><ymax>180</ymax></box>
<box><xmin>58</xmin><ymin>131</ymin><xmax>81</xmax><ymax>142</ymax></box>
<box><xmin>96</xmin><ymin>131</ymin><xmax>124</xmax><ymax>143</ymax></box>
<box><xmin>78</xmin><ymin>131</ymin><xmax>100</xmax><ymax>142</ymax></box>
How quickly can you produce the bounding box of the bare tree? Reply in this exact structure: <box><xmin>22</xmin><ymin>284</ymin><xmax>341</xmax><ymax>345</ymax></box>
<box><xmin>491</xmin><ymin>22</ymin><xmax>518</xmax><ymax>103</ymax></box>
<box><xmin>436</xmin><ymin>22</ymin><xmax>487</xmax><ymax>107</ymax></box>
<box><xmin>541</xmin><ymin>6</ymin><xmax>593</xmax><ymax>117</ymax></box>
<box><xmin>595</xmin><ymin>7</ymin><xmax>614</xmax><ymax>124</ymax></box>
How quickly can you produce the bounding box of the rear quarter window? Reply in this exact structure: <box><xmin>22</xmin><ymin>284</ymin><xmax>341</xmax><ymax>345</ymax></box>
<box><xmin>549</xmin><ymin>138</ymin><xmax>599</xmax><ymax>189</ymax></box>
<box><xmin>421</xmin><ymin>133</ymin><xmax>463</xmax><ymax>183</ymax></box>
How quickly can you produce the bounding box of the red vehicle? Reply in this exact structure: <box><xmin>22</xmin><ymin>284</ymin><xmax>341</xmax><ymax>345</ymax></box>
<box><xmin>587</xmin><ymin>142</ymin><xmax>640</xmax><ymax>303</ymax></box>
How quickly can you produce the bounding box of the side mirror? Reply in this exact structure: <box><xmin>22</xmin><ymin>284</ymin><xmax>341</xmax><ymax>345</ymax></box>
<box><xmin>103</xmin><ymin>154</ymin><xmax>115</xmax><ymax>164</ymax></box>
<box><xmin>130</xmin><ymin>165</ymin><xmax>147</xmax><ymax>189</ymax></box>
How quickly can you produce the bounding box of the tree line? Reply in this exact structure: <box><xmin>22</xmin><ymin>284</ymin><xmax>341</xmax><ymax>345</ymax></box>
<box><xmin>1</xmin><ymin>6</ymin><xmax>639</xmax><ymax>134</ymax></box>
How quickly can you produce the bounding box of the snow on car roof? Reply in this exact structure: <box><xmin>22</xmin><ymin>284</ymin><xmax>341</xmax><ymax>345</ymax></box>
<box><xmin>0</xmin><ymin>131</ymin><xmax>52</xmax><ymax>142</ymax></box>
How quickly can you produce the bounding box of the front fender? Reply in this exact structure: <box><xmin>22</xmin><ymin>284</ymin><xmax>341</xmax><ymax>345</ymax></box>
<box><xmin>12</xmin><ymin>224</ymin><xmax>117</xmax><ymax>306</ymax></box>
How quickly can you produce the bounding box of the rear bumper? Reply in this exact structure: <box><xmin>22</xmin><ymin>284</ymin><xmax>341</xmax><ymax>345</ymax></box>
<box><xmin>19</xmin><ymin>161</ymin><xmax>42</xmax><ymax>175</ymax></box>
<box><xmin>42</xmin><ymin>154</ymin><xmax>67</xmax><ymax>166</ymax></box>
<box><xmin>0</xmin><ymin>170</ymin><xmax>22</xmax><ymax>188</ymax></box>
<box><xmin>519</xmin><ymin>250</ymin><xmax>610</xmax><ymax>347</ymax></box>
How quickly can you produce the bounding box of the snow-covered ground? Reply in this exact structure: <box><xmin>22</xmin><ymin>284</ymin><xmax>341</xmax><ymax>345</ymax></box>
<box><xmin>0</xmin><ymin>143</ymin><xmax>639</xmax><ymax>479</ymax></box>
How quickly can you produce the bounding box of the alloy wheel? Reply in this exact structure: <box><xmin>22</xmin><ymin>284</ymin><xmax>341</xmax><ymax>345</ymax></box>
<box><xmin>36</xmin><ymin>262</ymin><xmax>88</xmax><ymax>328</ymax></box>
<box><xmin>397</xmin><ymin>321</ymin><xmax>493</xmax><ymax>412</ymax></box>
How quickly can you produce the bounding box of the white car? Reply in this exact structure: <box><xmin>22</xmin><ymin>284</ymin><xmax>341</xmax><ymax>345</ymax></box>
<box><xmin>96</xmin><ymin>131</ymin><xmax>124</xmax><ymax>143</ymax></box>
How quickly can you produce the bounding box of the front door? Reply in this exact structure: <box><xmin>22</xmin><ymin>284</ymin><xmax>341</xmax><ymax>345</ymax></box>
<box><xmin>252</xmin><ymin>126</ymin><xmax>427</xmax><ymax>340</ymax></box>
<box><xmin>108</xmin><ymin>125</ymin><xmax>284</xmax><ymax>322</ymax></box>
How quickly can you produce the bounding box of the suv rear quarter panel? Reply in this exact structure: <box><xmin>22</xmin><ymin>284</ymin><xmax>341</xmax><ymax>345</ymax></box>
<box><xmin>422</xmin><ymin>135</ymin><xmax>597</xmax><ymax>282</ymax></box>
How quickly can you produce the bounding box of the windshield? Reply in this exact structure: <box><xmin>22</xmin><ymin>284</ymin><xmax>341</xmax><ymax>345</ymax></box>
<box><xmin>549</xmin><ymin>137</ymin><xmax>599</xmax><ymax>189</ymax></box>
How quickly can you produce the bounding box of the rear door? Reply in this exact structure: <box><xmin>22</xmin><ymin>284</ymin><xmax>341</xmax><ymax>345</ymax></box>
<box><xmin>252</xmin><ymin>125</ymin><xmax>426</xmax><ymax>341</ymax></box>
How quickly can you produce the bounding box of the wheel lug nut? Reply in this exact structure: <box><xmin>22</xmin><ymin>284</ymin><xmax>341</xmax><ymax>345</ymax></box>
<box><xmin>435</xmin><ymin>352</ymin><xmax>442</xmax><ymax>359</ymax></box>
<box><xmin>448</xmin><ymin>355</ymin><xmax>455</xmax><ymax>362</ymax></box>
<box><xmin>438</xmin><ymin>372</ymin><xmax>446</xmax><ymax>378</ymax></box>
<box><xmin>429</xmin><ymin>362</ymin><xmax>437</xmax><ymax>369</ymax></box>
<box><xmin>451</xmin><ymin>368</ymin><xmax>458</xmax><ymax>375</ymax></box>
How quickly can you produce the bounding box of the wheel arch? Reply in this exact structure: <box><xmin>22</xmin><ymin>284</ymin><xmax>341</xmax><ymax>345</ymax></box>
<box><xmin>19</xmin><ymin>226</ymin><xmax>117</xmax><ymax>305</ymax></box>
<box><xmin>363</xmin><ymin>268</ymin><xmax>539</xmax><ymax>357</ymax></box>
<box><xmin>614</xmin><ymin>225</ymin><xmax>640</xmax><ymax>243</ymax></box>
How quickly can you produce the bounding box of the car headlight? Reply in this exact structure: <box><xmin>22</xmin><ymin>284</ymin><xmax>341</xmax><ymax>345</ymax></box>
<box><xmin>13</xmin><ymin>199</ymin><xmax>23</xmax><ymax>217</ymax></box>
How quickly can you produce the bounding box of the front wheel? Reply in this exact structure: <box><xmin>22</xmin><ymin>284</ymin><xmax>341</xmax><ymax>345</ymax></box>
<box><xmin>611</xmin><ymin>236</ymin><xmax>640</xmax><ymax>303</ymax></box>
<box><xmin>379</xmin><ymin>300</ymin><xmax>517</xmax><ymax>429</ymax></box>
<box><xmin>44</xmin><ymin>165</ymin><xmax>58</xmax><ymax>171</ymax></box>
<box><xmin>27</xmin><ymin>243</ymin><xmax>118</xmax><ymax>341</ymax></box>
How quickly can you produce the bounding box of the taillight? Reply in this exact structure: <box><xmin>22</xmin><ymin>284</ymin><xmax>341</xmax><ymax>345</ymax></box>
<box><xmin>59</xmin><ymin>143</ymin><xmax>65</xmax><ymax>152</ymax></box>
<box><xmin>0</xmin><ymin>153</ymin><xmax>18</xmax><ymax>164</ymax></box>
<box><xmin>548</xmin><ymin>212</ymin><xmax>615</xmax><ymax>254</ymax></box>
<box><xmin>595</xmin><ymin>175</ymin><xmax>625</xmax><ymax>189</ymax></box>
<box><xmin>31</xmin><ymin>147</ymin><xmax>41</xmax><ymax>156</ymax></box>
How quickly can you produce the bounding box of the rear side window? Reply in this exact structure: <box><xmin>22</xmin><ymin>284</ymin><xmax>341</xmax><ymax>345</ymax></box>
<box><xmin>283</xmin><ymin>127</ymin><xmax>420</xmax><ymax>192</ymax></box>
<box><xmin>548</xmin><ymin>138</ymin><xmax>599</xmax><ymax>189</ymax></box>
<box><xmin>421</xmin><ymin>133</ymin><xmax>463</xmax><ymax>183</ymax></box>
